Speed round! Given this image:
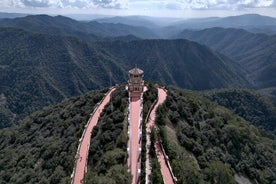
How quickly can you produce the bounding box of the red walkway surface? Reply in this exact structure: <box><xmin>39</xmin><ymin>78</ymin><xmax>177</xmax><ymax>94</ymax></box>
<box><xmin>146</xmin><ymin>88</ymin><xmax>174</xmax><ymax>184</ymax></box>
<box><xmin>129</xmin><ymin>92</ymin><xmax>142</xmax><ymax>184</ymax></box>
<box><xmin>155</xmin><ymin>141</ymin><xmax>174</xmax><ymax>184</ymax></box>
<box><xmin>72</xmin><ymin>87</ymin><xmax>116</xmax><ymax>184</ymax></box>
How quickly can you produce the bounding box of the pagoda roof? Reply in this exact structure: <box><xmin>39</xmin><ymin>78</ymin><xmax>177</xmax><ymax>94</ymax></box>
<box><xmin>129</xmin><ymin>67</ymin><xmax>144</xmax><ymax>75</ymax></box>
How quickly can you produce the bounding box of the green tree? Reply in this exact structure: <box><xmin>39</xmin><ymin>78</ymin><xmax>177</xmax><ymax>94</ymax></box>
<box><xmin>204</xmin><ymin>161</ymin><xmax>235</xmax><ymax>184</ymax></box>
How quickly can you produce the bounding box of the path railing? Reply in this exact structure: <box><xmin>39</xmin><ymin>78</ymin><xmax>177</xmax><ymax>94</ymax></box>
<box><xmin>71</xmin><ymin>87</ymin><xmax>115</xmax><ymax>184</ymax></box>
<box><xmin>145</xmin><ymin>87</ymin><xmax>177</xmax><ymax>184</ymax></box>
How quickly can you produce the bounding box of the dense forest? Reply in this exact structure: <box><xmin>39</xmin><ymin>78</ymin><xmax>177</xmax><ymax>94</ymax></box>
<box><xmin>0</xmin><ymin>84</ymin><xmax>275</xmax><ymax>183</ymax></box>
<box><xmin>85</xmin><ymin>86</ymin><xmax>131</xmax><ymax>183</ymax></box>
<box><xmin>203</xmin><ymin>89</ymin><xmax>276</xmax><ymax>134</ymax></box>
<box><xmin>155</xmin><ymin>87</ymin><xmax>276</xmax><ymax>183</ymax></box>
<box><xmin>0</xmin><ymin>16</ymin><xmax>252</xmax><ymax>128</ymax></box>
<box><xmin>176</xmin><ymin>27</ymin><xmax>276</xmax><ymax>88</ymax></box>
<box><xmin>0</xmin><ymin>89</ymin><xmax>107</xmax><ymax>183</ymax></box>
<box><xmin>0</xmin><ymin>13</ymin><xmax>276</xmax><ymax>184</ymax></box>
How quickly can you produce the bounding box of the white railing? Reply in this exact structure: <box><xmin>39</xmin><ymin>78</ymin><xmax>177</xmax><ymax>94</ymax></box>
<box><xmin>71</xmin><ymin>87</ymin><xmax>115</xmax><ymax>184</ymax></box>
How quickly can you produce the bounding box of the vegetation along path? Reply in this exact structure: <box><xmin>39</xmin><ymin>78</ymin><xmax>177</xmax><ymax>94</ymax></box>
<box><xmin>145</xmin><ymin>88</ymin><xmax>175</xmax><ymax>184</ymax></box>
<box><xmin>72</xmin><ymin>87</ymin><xmax>116</xmax><ymax>184</ymax></box>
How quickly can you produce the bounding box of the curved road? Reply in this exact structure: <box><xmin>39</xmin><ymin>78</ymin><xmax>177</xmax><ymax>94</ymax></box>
<box><xmin>72</xmin><ymin>87</ymin><xmax>116</xmax><ymax>184</ymax></box>
<box><xmin>145</xmin><ymin>88</ymin><xmax>175</xmax><ymax>184</ymax></box>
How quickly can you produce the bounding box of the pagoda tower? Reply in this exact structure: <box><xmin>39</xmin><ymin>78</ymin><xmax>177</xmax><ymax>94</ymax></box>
<box><xmin>128</xmin><ymin>66</ymin><xmax>144</xmax><ymax>93</ymax></box>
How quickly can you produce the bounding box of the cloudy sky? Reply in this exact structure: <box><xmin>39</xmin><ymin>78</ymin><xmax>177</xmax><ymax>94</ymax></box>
<box><xmin>0</xmin><ymin>0</ymin><xmax>275</xmax><ymax>18</ymax></box>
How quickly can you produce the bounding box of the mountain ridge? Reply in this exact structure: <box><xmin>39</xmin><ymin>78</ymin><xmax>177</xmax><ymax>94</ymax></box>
<box><xmin>165</xmin><ymin>14</ymin><xmax>276</xmax><ymax>36</ymax></box>
<box><xmin>176</xmin><ymin>27</ymin><xmax>276</xmax><ymax>88</ymax></box>
<box><xmin>0</xmin><ymin>85</ymin><xmax>275</xmax><ymax>183</ymax></box>
<box><xmin>0</xmin><ymin>27</ymin><xmax>250</xmax><ymax>128</ymax></box>
<box><xmin>0</xmin><ymin>14</ymin><xmax>158</xmax><ymax>39</ymax></box>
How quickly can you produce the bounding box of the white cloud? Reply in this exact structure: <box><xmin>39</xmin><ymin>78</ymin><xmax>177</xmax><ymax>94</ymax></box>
<box><xmin>166</xmin><ymin>2</ymin><xmax>183</xmax><ymax>10</ymax></box>
<box><xmin>0</xmin><ymin>0</ymin><xmax>275</xmax><ymax>17</ymax></box>
<box><xmin>0</xmin><ymin>0</ymin><xmax>127</xmax><ymax>9</ymax></box>
<box><xmin>21</xmin><ymin>0</ymin><xmax>50</xmax><ymax>7</ymax></box>
<box><xmin>127</xmin><ymin>0</ymin><xmax>275</xmax><ymax>11</ymax></box>
<box><xmin>92</xmin><ymin>0</ymin><xmax>127</xmax><ymax>9</ymax></box>
<box><xmin>173</xmin><ymin>0</ymin><xmax>274</xmax><ymax>10</ymax></box>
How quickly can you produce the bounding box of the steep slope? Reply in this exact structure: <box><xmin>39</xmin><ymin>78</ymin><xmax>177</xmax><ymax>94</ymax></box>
<box><xmin>96</xmin><ymin>39</ymin><xmax>250</xmax><ymax>90</ymax></box>
<box><xmin>0</xmin><ymin>27</ymin><xmax>250</xmax><ymax>128</ymax></box>
<box><xmin>167</xmin><ymin>14</ymin><xmax>276</xmax><ymax>36</ymax></box>
<box><xmin>176</xmin><ymin>27</ymin><xmax>276</xmax><ymax>88</ymax></box>
<box><xmin>0</xmin><ymin>14</ymin><xmax>157</xmax><ymax>39</ymax></box>
<box><xmin>0</xmin><ymin>14</ymin><xmax>98</xmax><ymax>41</ymax></box>
<box><xmin>96</xmin><ymin>15</ymin><xmax>159</xmax><ymax>28</ymax></box>
<box><xmin>203</xmin><ymin>89</ymin><xmax>276</xmax><ymax>134</ymax></box>
<box><xmin>0</xmin><ymin>27</ymin><xmax>127</xmax><ymax>127</ymax></box>
<box><xmin>0</xmin><ymin>89</ymin><xmax>107</xmax><ymax>183</ymax></box>
<box><xmin>155</xmin><ymin>86</ymin><xmax>276</xmax><ymax>184</ymax></box>
<box><xmin>86</xmin><ymin>86</ymin><xmax>131</xmax><ymax>183</ymax></box>
<box><xmin>1</xmin><ymin>85</ymin><xmax>274</xmax><ymax>184</ymax></box>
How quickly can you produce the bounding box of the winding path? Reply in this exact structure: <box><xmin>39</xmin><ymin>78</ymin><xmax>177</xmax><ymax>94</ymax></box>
<box><xmin>72</xmin><ymin>87</ymin><xmax>116</xmax><ymax>184</ymax></box>
<box><xmin>145</xmin><ymin>88</ymin><xmax>175</xmax><ymax>184</ymax></box>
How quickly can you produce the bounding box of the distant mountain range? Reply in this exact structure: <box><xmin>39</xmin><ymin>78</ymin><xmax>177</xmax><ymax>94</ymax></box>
<box><xmin>0</xmin><ymin>12</ymin><xmax>29</xmax><ymax>19</ymax></box>
<box><xmin>1</xmin><ymin>13</ymin><xmax>276</xmax><ymax>36</ymax></box>
<box><xmin>0</xmin><ymin>13</ymin><xmax>275</xmax><ymax>128</ymax></box>
<box><xmin>162</xmin><ymin>14</ymin><xmax>276</xmax><ymax>36</ymax></box>
<box><xmin>0</xmin><ymin>13</ymin><xmax>275</xmax><ymax>183</ymax></box>
<box><xmin>0</xmin><ymin>15</ymin><xmax>158</xmax><ymax>39</ymax></box>
<box><xmin>175</xmin><ymin>27</ymin><xmax>276</xmax><ymax>88</ymax></box>
<box><xmin>0</xmin><ymin>26</ymin><xmax>248</xmax><ymax>128</ymax></box>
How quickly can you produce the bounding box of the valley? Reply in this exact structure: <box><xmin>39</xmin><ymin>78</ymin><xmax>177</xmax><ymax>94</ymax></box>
<box><xmin>0</xmin><ymin>12</ymin><xmax>275</xmax><ymax>184</ymax></box>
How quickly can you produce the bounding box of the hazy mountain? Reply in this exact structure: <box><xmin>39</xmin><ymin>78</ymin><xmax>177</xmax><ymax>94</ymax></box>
<box><xmin>0</xmin><ymin>12</ymin><xmax>29</xmax><ymax>19</ymax></box>
<box><xmin>211</xmin><ymin>14</ymin><xmax>276</xmax><ymax>27</ymax></box>
<box><xmin>96</xmin><ymin>16</ymin><xmax>159</xmax><ymax>28</ymax></box>
<box><xmin>94</xmin><ymin>14</ymin><xmax>276</xmax><ymax>36</ymax></box>
<box><xmin>95</xmin><ymin>15</ymin><xmax>182</xmax><ymax>28</ymax></box>
<box><xmin>165</xmin><ymin>14</ymin><xmax>276</xmax><ymax>36</ymax></box>
<box><xmin>0</xmin><ymin>14</ymin><xmax>158</xmax><ymax>39</ymax></box>
<box><xmin>86</xmin><ymin>21</ymin><xmax>158</xmax><ymax>39</ymax></box>
<box><xmin>0</xmin><ymin>14</ymin><xmax>99</xmax><ymax>41</ymax></box>
<box><xmin>0</xmin><ymin>86</ymin><xmax>274</xmax><ymax>183</ymax></box>
<box><xmin>0</xmin><ymin>27</ymin><xmax>127</xmax><ymax>128</ymax></box>
<box><xmin>96</xmin><ymin>39</ymin><xmax>250</xmax><ymax>90</ymax></box>
<box><xmin>176</xmin><ymin>27</ymin><xmax>276</xmax><ymax>88</ymax></box>
<box><xmin>0</xmin><ymin>27</ymin><xmax>250</xmax><ymax>128</ymax></box>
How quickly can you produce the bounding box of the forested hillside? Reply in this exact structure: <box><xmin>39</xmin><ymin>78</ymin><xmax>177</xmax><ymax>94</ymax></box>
<box><xmin>203</xmin><ymin>89</ymin><xmax>276</xmax><ymax>134</ymax></box>
<box><xmin>155</xmin><ymin>87</ymin><xmax>276</xmax><ymax>183</ymax></box>
<box><xmin>0</xmin><ymin>14</ymin><xmax>157</xmax><ymax>39</ymax></box>
<box><xmin>0</xmin><ymin>85</ymin><xmax>275</xmax><ymax>183</ymax></box>
<box><xmin>96</xmin><ymin>39</ymin><xmax>249</xmax><ymax>89</ymax></box>
<box><xmin>0</xmin><ymin>27</ymin><xmax>249</xmax><ymax>128</ymax></box>
<box><xmin>176</xmin><ymin>27</ymin><xmax>276</xmax><ymax>88</ymax></box>
<box><xmin>85</xmin><ymin>86</ymin><xmax>131</xmax><ymax>183</ymax></box>
<box><xmin>0</xmin><ymin>89</ymin><xmax>107</xmax><ymax>183</ymax></box>
<box><xmin>0</xmin><ymin>27</ymin><xmax>126</xmax><ymax>128</ymax></box>
<box><xmin>0</xmin><ymin>12</ymin><xmax>275</xmax><ymax>184</ymax></box>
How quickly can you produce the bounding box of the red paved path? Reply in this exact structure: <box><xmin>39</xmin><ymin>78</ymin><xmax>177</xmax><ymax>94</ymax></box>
<box><xmin>146</xmin><ymin>88</ymin><xmax>174</xmax><ymax>184</ymax></box>
<box><xmin>72</xmin><ymin>87</ymin><xmax>116</xmax><ymax>184</ymax></box>
<box><xmin>129</xmin><ymin>92</ymin><xmax>142</xmax><ymax>184</ymax></box>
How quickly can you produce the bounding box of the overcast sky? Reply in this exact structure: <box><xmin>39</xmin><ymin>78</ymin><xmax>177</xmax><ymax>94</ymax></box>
<box><xmin>0</xmin><ymin>0</ymin><xmax>275</xmax><ymax>18</ymax></box>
